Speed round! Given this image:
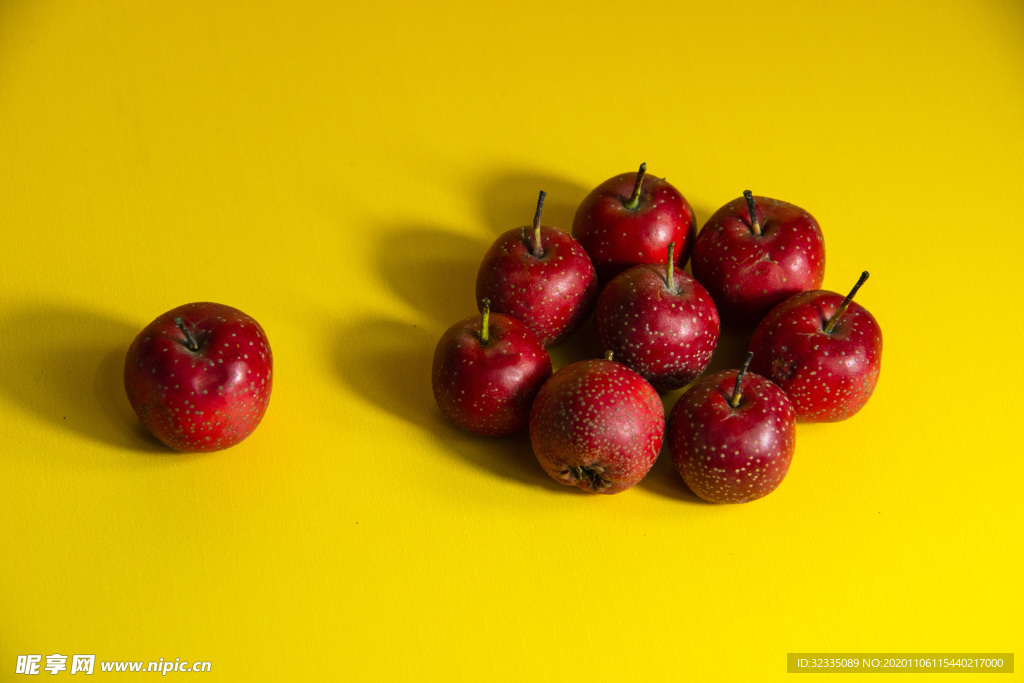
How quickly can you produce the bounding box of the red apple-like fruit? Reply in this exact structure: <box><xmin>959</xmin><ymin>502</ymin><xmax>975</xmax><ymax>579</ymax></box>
<box><xmin>432</xmin><ymin>299</ymin><xmax>552</xmax><ymax>436</ymax></box>
<box><xmin>572</xmin><ymin>163</ymin><xmax>696</xmax><ymax>282</ymax></box>
<box><xmin>124</xmin><ymin>302</ymin><xmax>273</xmax><ymax>452</ymax></box>
<box><xmin>594</xmin><ymin>242</ymin><xmax>720</xmax><ymax>392</ymax></box>
<box><xmin>749</xmin><ymin>271</ymin><xmax>882</xmax><ymax>422</ymax></box>
<box><xmin>529</xmin><ymin>353</ymin><xmax>664</xmax><ymax>494</ymax></box>
<box><xmin>668</xmin><ymin>352</ymin><xmax>796</xmax><ymax>503</ymax></box>
<box><xmin>692</xmin><ymin>191</ymin><xmax>825</xmax><ymax>326</ymax></box>
<box><xmin>476</xmin><ymin>191</ymin><xmax>598</xmax><ymax>346</ymax></box>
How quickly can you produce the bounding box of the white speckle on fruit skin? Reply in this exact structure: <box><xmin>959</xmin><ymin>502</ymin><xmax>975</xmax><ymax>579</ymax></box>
<box><xmin>476</xmin><ymin>226</ymin><xmax>598</xmax><ymax>346</ymax></box>
<box><xmin>668</xmin><ymin>369</ymin><xmax>796</xmax><ymax>503</ymax></box>
<box><xmin>432</xmin><ymin>312</ymin><xmax>552</xmax><ymax>437</ymax></box>
<box><xmin>692</xmin><ymin>195</ymin><xmax>825</xmax><ymax>324</ymax></box>
<box><xmin>749</xmin><ymin>290</ymin><xmax>882</xmax><ymax>423</ymax></box>
<box><xmin>528</xmin><ymin>359</ymin><xmax>664</xmax><ymax>494</ymax></box>
<box><xmin>124</xmin><ymin>303</ymin><xmax>274</xmax><ymax>452</ymax></box>
<box><xmin>594</xmin><ymin>264</ymin><xmax>720</xmax><ymax>391</ymax></box>
<box><xmin>570</xmin><ymin>171</ymin><xmax>695</xmax><ymax>283</ymax></box>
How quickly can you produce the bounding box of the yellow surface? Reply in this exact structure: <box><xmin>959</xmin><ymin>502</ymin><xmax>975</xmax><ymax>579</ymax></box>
<box><xmin>1</xmin><ymin>1</ymin><xmax>1021</xmax><ymax>680</ymax></box>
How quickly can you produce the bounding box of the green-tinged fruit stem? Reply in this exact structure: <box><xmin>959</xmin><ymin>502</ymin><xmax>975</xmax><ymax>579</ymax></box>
<box><xmin>666</xmin><ymin>241</ymin><xmax>676</xmax><ymax>292</ymax></box>
<box><xmin>480</xmin><ymin>299</ymin><xmax>491</xmax><ymax>344</ymax></box>
<box><xmin>624</xmin><ymin>162</ymin><xmax>646</xmax><ymax>210</ymax></box>
<box><xmin>730</xmin><ymin>351</ymin><xmax>755</xmax><ymax>408</ymax></box>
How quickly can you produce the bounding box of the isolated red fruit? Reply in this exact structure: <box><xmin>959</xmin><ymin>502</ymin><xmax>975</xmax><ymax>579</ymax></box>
<box><xmin>432</xmin><ymin>300</ymin><xmax>552</xmax><ymax>436</ymax></box>
<box><xmin>668</xmin><ymin>353</ymin><xmax>796</xmax><ymax>503</ymax></box>
<box><xmin>749</xmin><ymin>272</ymin><xmax>882</xmax><ymax>422</ymax></box>
<box><xmin>692</xmin><ymin>191</ymin><xmax>825</xmax><ymax>326</ymax></box>
<box><xmin>529</xmin><ymin>356</ymin><xmax>664</xmax><ymax>494</ymax></box>
<box><xmin>594</xmin><ymin>242</ymin><xmax>720</xmax><ymax>392</ymax></box>
<box><xmin>476</xmin><ymin>191</ymin><xmax>598</xmax><ymax>346</ymax></box>
<box><xmin>572</xmin><ymin>163</ymin><xmax>696</xmax><ymax>282</ymax></box>
<box><xmin>124</xmin><ymin>302</ymin><xmax>273</xmax><ymax>452</ymax></box>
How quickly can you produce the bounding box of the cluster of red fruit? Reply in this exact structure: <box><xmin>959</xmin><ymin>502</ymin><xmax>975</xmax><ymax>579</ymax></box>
<box><xmin>433</xmin><ymin>164</ymin><xmax>882</xmax><ymax>502</ymax></box>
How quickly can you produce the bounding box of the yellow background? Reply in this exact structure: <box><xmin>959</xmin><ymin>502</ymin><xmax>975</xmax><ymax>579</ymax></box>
<box><xmin>1</xmin><ymin>1</ymin><xmax>1021</xmax><ymax>681</ymax></box>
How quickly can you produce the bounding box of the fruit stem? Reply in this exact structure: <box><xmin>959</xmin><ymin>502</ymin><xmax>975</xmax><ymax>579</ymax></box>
<box><xmin>531</xmin><ymin>190</ymin><xmax>546</xmax><ymax>257</ymax></box>
<box><xmin>479</xmin><ymin>298</ymin><xmax>491</xmax><ymax>344</ymax></box>
<box><xmin>174</xmin><ymin>317</ymin><xmax>200</xmax><ymax>352</ymax></box>
<box><xmin>729</xmin><ymin>351</ymin><xmax>755</xmax><ymax>408</ymax></box>
<box><xmin>743</xmin><ymin>190</ymin><xmax>761</xmax><ymax>236</ymax></box>
<box><xmin>666</xmin><ymin>241</ymin><xmax>676</xmax><ymax>292</ymax></box>
<box><xmin>823</xmin><ymin>271</ymin><xmax>870</xmax><ymax>334</ymax></box>
<box><xmin>623</xmin><ymin>162</ymin><xmax>646</xmax><ymax>210</ymax></box>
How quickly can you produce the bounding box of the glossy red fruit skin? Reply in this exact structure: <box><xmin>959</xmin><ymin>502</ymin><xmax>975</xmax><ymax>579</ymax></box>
<box><xmin>529</xmin><ymin>359</ymin><xmax>664</xmax><ymax>494</ymax></box>
<box><xmin>668</xmin><ymin>369</ymin><xmax>796</xmax><ymax>503</ymax></box>
<box><xmin>594</xmin><ymin>264</ymin><xmax>720</xmax><ymax>392</ymax></box>
<box><xmin>432</xmin><ymin>312</ymin><xmax>552</xmax><ymax>436</ymax></box>
<box><xmin>572</xmin><ymin>171</ymin><xmax>696</xmax><ymax>283</ymax></box>
<box><xmin>476</xmin><ymin>226</ymin><xmax>598</xmax><ymax>346</ymax></box>
<box><xmin>124</xmin><ymin>302</ymin><xmax>273</xmax><ymax>452</ymax></box>
<box><xmin>749</xmin><ymin>290</ymin><xmax>882</xmax><ymax>422</ymax></box>
<box><xmin>692</xmin><ymin>196</ymin><xmax>825</xmax><ymax>326</ymax></box>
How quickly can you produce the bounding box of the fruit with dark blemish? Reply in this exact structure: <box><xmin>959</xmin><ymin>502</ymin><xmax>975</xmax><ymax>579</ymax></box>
<box><xmin>529</xmin><ymin>353</ymin><xmax>664</xmax><ymax>494</ymax></box>
<box><xmin>572</xmin><ymin>163</ymin><xmax>697</xmax><ymax>283</ymax></box>
<box><xmin>476</xmin><ymin>191</ymin><xmax>598</xmax><ymax>346</ymax></box>
<box><xmin>124</xmin><ymin>302</ymin><xmax>273</xmax><ymax>452</ymax></box>
<box><xmin>594</xmin><ymin>241</ymin><xmax>720</xmax><ymax>392</ymax></box>
<box><xmin>749</xmin><ymin>271</ymin><xmax>882</xmax><ymax>422</ymax></box>
<box><xmin>432</xmin><ymin>299</ymin><xmax>552</xmax><ymax>436</ymax></box>
<box><xmin>668</xmin><ymin>352</ymin><xmax>796</xmax><ymax>503</ymax></box>
<box><xmin>692</xmin><ymin>191</ymin><xmax>825</xmax><ymax>326</ymax></box>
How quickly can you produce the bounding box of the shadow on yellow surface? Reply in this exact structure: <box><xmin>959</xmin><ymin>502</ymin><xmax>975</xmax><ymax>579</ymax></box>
<box><xmin>473</xmin><ymin>169</ymin><xmax>589</xmax><ymax>235</ymax></box>
<box><xmin>640</xmin><ymin>446</ymin><xmax>708</xmax><ymax>503</ymax></box>
<box><xmin>332</xmin><ymin>316</ymin><xmax>562</xmax><ymax>491</ymax></box>
<box><xmin>0</xmin><ymin>306</ymin><xmax>164</xmax><ymax>452</ymax></box>
<box><xmin>705</xmin><ymin>321</ymin><xmax>758</xmax><ymax>376</ymax></box>
<box><xmin>376</xmin><ymin>226</ymin><xmax>486</xmax><ymax>327</ymax></box>
<box><xmin>546</xmin><ymin>312</ymin><xmax>601</xmax><ymax>369</ymax></box>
